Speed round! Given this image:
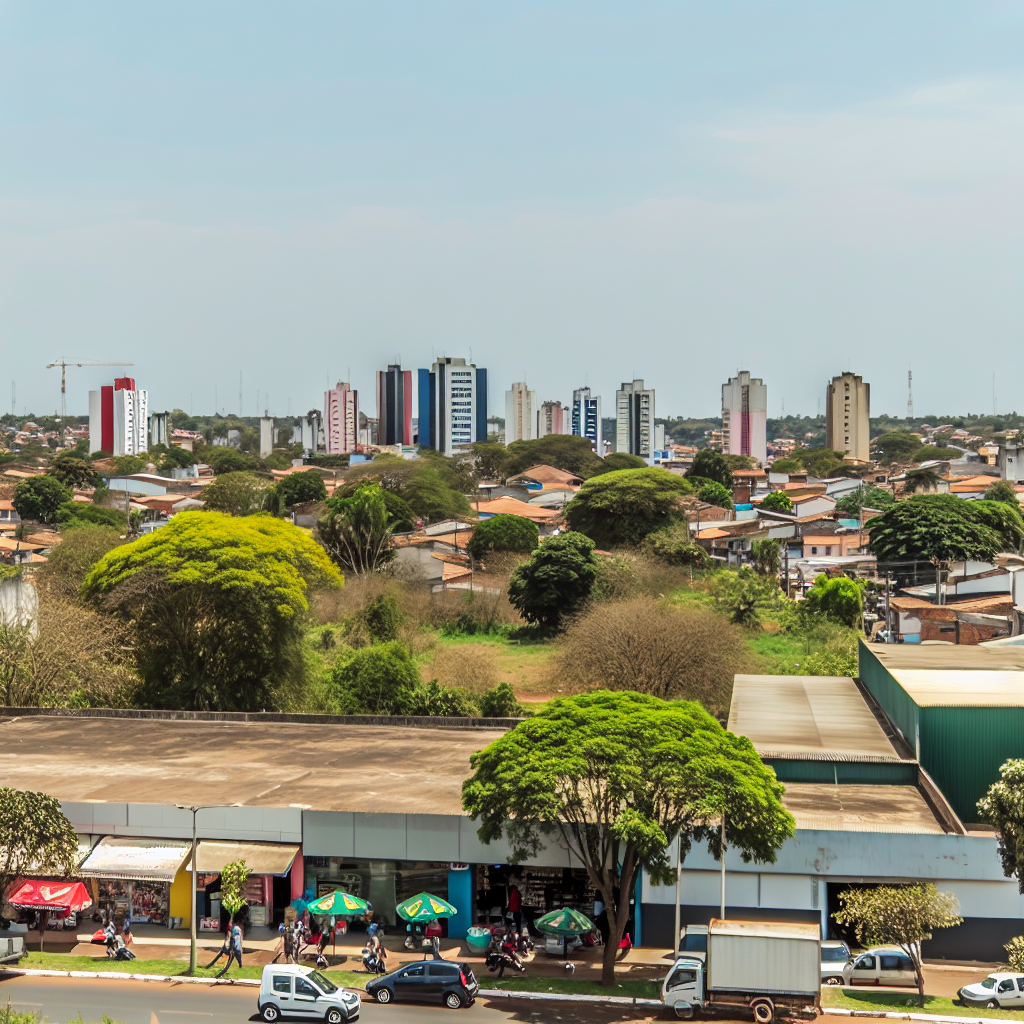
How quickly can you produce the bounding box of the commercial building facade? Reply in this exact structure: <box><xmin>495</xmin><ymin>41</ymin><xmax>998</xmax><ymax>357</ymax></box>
<box><xmin>571</xmin><ymin>388</ymin><xmax>601</xmax><ymax>451</ymax></box>
<box><xmin>825</xmin><ymin>373</ymin><xmax>870</xmax><ymax>461</ymax></box>
<box><xmin>376</xmin><ymin>365</ymin><xmax>413</xmax><ymax>447</ymax></box>
<box><xmin>89</xmin><ymin>377</ymin><xmax>148</xmax><ymax>457</ymax></box>
<box><xmin>504</xmin><ymin>383</ymin><xmax>535</xmax><ymax>444</ymax></box>
<box><xmin>324</xmin><ymin>382</ymin><xmax>359</xmax><ymax>455</ymax></box>
<box><xmin>536</xmin><ymin>401</ymin><xmax>567</xmax><ymax>438</ymax></box>
<box><xmin>615</xmin><ymin>379</ymin><xmax>655</xmax><ymax>458</ymax></box>
<box><xmin>417</xmin><ymin>358</ymin><xmax>487</xmax><ymax>456</ymax></box>
<box><xmin>721</xmin><ymin>371</ymin><xmax>767</xmax><ymax>465</ymax></box>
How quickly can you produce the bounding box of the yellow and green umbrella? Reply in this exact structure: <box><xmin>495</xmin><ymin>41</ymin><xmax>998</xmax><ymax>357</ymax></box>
<box><xmin>534</xmin><ymin>908</ymin><xmax>595</xmax><ymax>935</ymax></box>
<box><xmin>306</xmin><ymin>890</ymin><xmax>368</xmax><ymax>917</ymax></box>
<box><xmin>396</xmin><ymin>892</ymin><xmax>458</xmax><ymax>922</ymax></box>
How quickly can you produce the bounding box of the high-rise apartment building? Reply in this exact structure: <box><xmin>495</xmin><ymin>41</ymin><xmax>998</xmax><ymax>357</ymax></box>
<box><xmin>571</xmin><ymin>388</ymin><xmax>602</xmax><ymax>451</ymax></box>
<box><xmin>417</xmin><ymin>357</ymin><xmax>487</xmax><ymax>456</ymax></box>
<box><xmin>504</xmin><ymin>382</ymin><xmax>535</xmax><ymax>444</ymax></box>
<box><xmin>721</xmin><ymin>371</ymin><xmax>767</xmax><ymax>465</ymax></box>
<box><xmin>615</xmin><ymin>379</ymin><xmax>655</xmax><ymax>458</ymax></box>
<box><xmin>324</xmin><ymin>382</ymin><xmax>359</xmax><ymax>454</ymax></box>
<box><xmin>376</xmin><ymin>364</ymin><xmax>413</xmax><ymax>446</ymax></box>
<box><xmin>537</xmin><ymin>400</ymin><xmax>567</xmax><ymax>437</ymax></box>
<box><xmin>825</xmin><ymin>373</ymin><xmax>870</xmax><ymax>461</ymax></box>
<box><xmin>88</xmin><ymin>377</ymin><xmax>148</xmax><ymax>456</ymax></box>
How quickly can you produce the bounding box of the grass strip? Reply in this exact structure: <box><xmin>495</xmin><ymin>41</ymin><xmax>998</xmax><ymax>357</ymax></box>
<box><xmin>477</xmin><ymin>976</ymin><xmax>661</xmax><ymax>999</ymax></box>
<box><xmin>822</xmin><ymin>986</ymin><xmax>1024</xmax><ymax>1020</ymax></box>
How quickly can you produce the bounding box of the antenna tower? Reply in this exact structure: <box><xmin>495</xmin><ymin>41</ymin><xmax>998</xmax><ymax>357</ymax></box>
<box><xmin>907</xmin><ymin>369</ymin><xmax>914</xmax><ymax>420</ymax></box>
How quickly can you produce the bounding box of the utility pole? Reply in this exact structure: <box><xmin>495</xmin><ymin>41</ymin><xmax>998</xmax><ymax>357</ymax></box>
<box><xmin>907</xmin><ymin>368</ymin><xmax>914</xmax><ymax>420</ymax></box>
<box><xmin>719</xmin><ymin>811</ymin><xmax>727</xmax><ymax>920</ymax></box>
<box><xmin>673</xmin><ymin>833</ymin><xmax>682</xmax><ymax>957</ymax></box>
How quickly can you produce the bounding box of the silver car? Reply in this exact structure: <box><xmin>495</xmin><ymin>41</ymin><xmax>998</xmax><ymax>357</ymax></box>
<box><xmin>959</xmin><ymin>973</ymin><xmax>1024</xmax><ymax>1009</ymax></box>
<box><xmin>821</xmin><ymin>940</ymin><xmax>851</xmax><ymax>985</ymax></box>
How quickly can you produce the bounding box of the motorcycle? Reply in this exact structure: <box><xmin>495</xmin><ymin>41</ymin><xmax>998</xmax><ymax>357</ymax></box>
<box><xmin>361</xmin><ymin>948</ymin><xmax>388</xmax><ymax>975</ymax></box>
<box><xmin>486</xmin><ymin>937</ymin><xmax>525</xmax><ymax>979</ymax></box>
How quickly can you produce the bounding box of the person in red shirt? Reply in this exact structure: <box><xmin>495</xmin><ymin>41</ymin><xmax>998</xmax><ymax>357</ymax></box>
<box><xmin>507</xmin><ymin>883</ymin><xmax>522</xmax><ymax>933</ymax></box>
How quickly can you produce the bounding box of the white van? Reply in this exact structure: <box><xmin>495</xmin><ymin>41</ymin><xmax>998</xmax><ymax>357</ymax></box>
<box><xmin>1</xmin><ymin>934</ymin><xmax>25</xmax><ymax>964</ymax></box>
<box><xmin>842</xmin><ymin>948</ymin><xmax>917</xmax><ymax>987</ymax></box>
<box><xmin>258</xmin><ymin>964</ymin><xmax>360</xmax><ymax>1023</ymax></box>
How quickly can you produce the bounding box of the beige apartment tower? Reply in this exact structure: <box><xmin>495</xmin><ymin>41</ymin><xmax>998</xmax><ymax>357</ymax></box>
<box><xmin>825</xmin><ymin>373</ymin><xmax>870</xmax><ymax>461</ymax></box>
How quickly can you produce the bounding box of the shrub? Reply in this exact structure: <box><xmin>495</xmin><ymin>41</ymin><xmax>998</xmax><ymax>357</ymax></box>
<box><xmin>760</xmin><ymin>490</ymin><xmax>794</xmax><ymax>513</ymax></box>
<box><xmin>328</xmin><ymin>641</ymin><xmax>419</xmax><ymax>714</ymax></box>
<box><xmin>697</xmin><ymin>481</ymin><xmax>733</xmax><ymax>510</ymax></box>
<box><xmin>1005</xmin><ymin>936</ymin><xmax>1024</xmax><ymax>972</ymax></box>
<box><xmin>642</xmin><ymin>524</ymin><xmax>708</xmax><ymax>568</ymax></box>
<box><xmin>553</xmin><ymin>596</ymin><xmax>749</xmax><ymax>717</ymax></box>
<box><xmin>477</xmin><ymin>682</ymin><xmax>526</xmax><ymax>718</ymax></box>
<box><xmin>276</xmin><ymin>471</ymin><xmax>328</xmax><ymax>507</ymax></box>
<box><xmin>985</xmin><ymin>480</ymin><xmax>1020</xmax><ymax>505</ymax></box>
<box><xmin>13</xmin><ymin>476</ymin><xmax>73</xmax><ymax>524</ymax></box>
<box><xmin>466</xmin><ymin>514</ymin><xmax>539</xmax><ymax>559</ymax></box>
<box><xmin>711</xmin><ymin>567</ymin><xmax>774</xmax><ymax>627</ymax></box>
<box><xmin>406</xmin><ymin>681</ymin><xmax>478</xmax><ymax>717</ymax></box>
<box><xmin>508</xmin><ymin>532</ymin><xmax>598</xmax><ymax>629</ymax></box>
<box><xmin>803</xmin><ymin>573</ymin><xmax>864</xmax><ymax>627</ymax></box>
<box><xmin>36</xmin><ymin>525</ymin><xmax>123</xmax><ymax>598</ymax></box>
<box><xmin>363</xmin><ymin>592</ymin><xmax>403</xmax><ymax>643</ymax></box>
<box><xmin>56</xmin><ymin>502</ymin><xmax>124</xmax><ymax>529</ymax></box>
<box><xmin>427</xmin><ymin>643</ymin><xmax>499</xmax><ymax>692</ymax></box>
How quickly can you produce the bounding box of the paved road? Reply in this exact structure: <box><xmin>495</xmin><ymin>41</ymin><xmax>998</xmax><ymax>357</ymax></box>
<box><xmin>0</xmin><ymin>976</ymin><xmax>664</xmax><ymax>1024</ymax></box>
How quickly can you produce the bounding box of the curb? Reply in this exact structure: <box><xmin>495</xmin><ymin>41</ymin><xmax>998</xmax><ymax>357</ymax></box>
<box><xmin>2</xmin><ymin>968</ymin><xmax>260</xmax><ymax>988</ymax></box>
<box><xmin>823</xmin><ymin>1008</ymin><xmax>1005</xmax><ymax>1023</ymax></box>
<box><xmin>480</xmin><ymin>988</ymin><xmax>663</xmax><ymax>1008</ymax></box>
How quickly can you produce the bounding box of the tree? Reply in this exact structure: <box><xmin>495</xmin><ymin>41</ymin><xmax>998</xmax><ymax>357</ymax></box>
<box><xmin>868</xmin><ymin>496</ymin><xmax>1024</xmax><ymax>564</ymax></box>
<box><xmin>697</xmin><ymin>481</ymin><xmax>733</xmax><ymax>510</ymax></box>
<box><xmin>13</xmin><ymin>475</ymin><xmax>73</xmax><ymax>523</ymax></box>
<box><xmin>317</xmin><ymin>484</ymin><xmax>396</xmax><ymax>576</ymax></box>
<box><xmin>977</xmin><ymin>759</ymin><xmax>1024</xmax><ymax>892</ymax></box>
<box><xmin>711</xmin><ymin>567</ymin><xmax>772</xmax><ymax>627</ymax></box>
<box><xmin>589</xmin><ymin>452</ymin><xmax>648</xmax><ymax>476</ymax></box>
<box><xmin>760</xmin><ymin>490</ymin><xmax>794</xmax><ymax>513</ymax></box>
<box><xmin>912</xmin><ymin>445</ymin><xmax>960</xmax><ymax>463</ymax></box>
<box><xmin>835</xmin><ymin>485</ymin><xmax>894</xmax><ymax>516</ymax></box>
<box><xmin>56</xmin><ymin>502</ymin><xmax>125</xmax><ymax>529</ymax></box>
<box><xmin>902</xmin><ymin>467</ymin><xmax>941</xmax><ymax>494</ymax></box>
<box><xmin>507</xmin><ymin>532</ymin><xmax>598</xmax><ymax>630</ymax></box>
<box><xmin>275</xmin><ymin>470</ymin><xmax>328</xmax><ymax>507</ymax></box>
<box><xmin>406</xmin><ymin>680</ymin><xmax>478</xmax><ymax>717</ymax></box>
<box><xmin>751</xmin><ymin>538</ymin><xmax>781</xmax><ymax>578</ymax></box>
<box><xmin>477</xmin><ymin>682</ymin><xmax>525</xmax><ymax>718</ymax></box>
<box><xmin>554</xmin><ymin>597</ymin><xmax>750</xmax><ymax>717</ymax></box>
<box><xmin>874</xmin><ymin>431</ymin><xmax>922</xmax><ymax>464</ymax></box>
<box><xmin>1006</xmin><ymin>936</ymin><xmax>1024</xmax><ymax>972</ymax></box>
<box><xmin>344</xmin><ymin>459</ymin><xmax>471</xmax><ymax>523</ymax></box>
<box><xmin>362</xmin><ymin>591</ymin><xmax>403</xmax><ymax>643</ymax></box>
<box><xmin>470</xmin><ymin>443</ymin><xmax>511</xmax><ymax>482</ymax></box>
<box><xmin>154</xmin><ymin>443</ymin><xmax>197</xmax><ymax>471</ymax></box>
<box><xmin>803</xmin><ymin>573</ymin><xmax>864</xmax><ymax>627</ymax></box>
<box><xmin>202</xmin><ymin>472</ymin><xmax>274</xmax><ymax>516</ymax></box>
<box><xmin>985</xmin><ymin>480</ymin><xmax>1020</xmax><ymax>505</ymax></box>
<box><xmin>328</xmin><ymin>641</ymin><xmax>420</xmax><ymax>714</ymax></box>
<box><xmin>687</xmin><ymin>450</ymin><xmax>733</xmax><ymax>489</ymax></box>
<box><xmin>564</xmin><ymin>468</ymin><xmax>693</xmax><ymax>548</ymax></box>
<box><xmin>643</xmin><ymin>523</ymin><xmax>708</xmax><ymax>567</ymax></box>
<box><xmin>462</xmin><ymin>691</ymin><xmax>795</xmax><ymax>986</ymax></box>
<box><xmin>112</xmin><ymin>454</ymin><xmax>148</xmax><ymax>474</ymax></box>
<box><xmin>834</xmin><ymin>884</ymin><xmax>962</xmax><ymax>1005</ymax></box>
<box><xmin>220</xmin><ymin>860</ymin><xmax>251</xmax><ymax>930</ymax></box>
<box><xmin>201</xmin><ymin>447</ymin><xmax>259</xmax><ymax>475</ymax></box>
<box><xmin>798</xmin><ymin>448</ymin><xmax>845</xmax><ymax>478</ymax></box>
<box><xmin>503</xmin><ymin>435</ymin><xmax>605</xmax><ymax>477</ymax></box>
<box><xmin>82</xmin><ymin>511</ymin><xmax>342</xmax><ymax>711</ymax></box>
<box><xmin>47</xmin><ymin>455</ymin><xmax>96</xmax><ymax>490</ymax></box>
<box><xmin>721</xmin><ymin>453</ymin><xmax>757</xmax><ymax>470</ymax></box>
<box><xmin>467</xmin><ymin>514</ymin><xmax>538</xmax><ymax>559</ymax></box>
<box><xmin>401</xmin><ymin>471</ymin><xmax>471</xmax><ymax>522</ymax></box>
<box><xmin>0</xmin><ymin>788</ymin><xmax>80</xmax><ymax>911</ymax></box>
<box><xmin>770</xmin><ymin>456</ymin><xmax>803</xmax><ymax>473</ymax></box>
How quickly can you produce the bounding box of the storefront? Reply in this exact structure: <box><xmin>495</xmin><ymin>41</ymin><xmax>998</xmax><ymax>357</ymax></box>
<box><xmin>475</xmin><ymin>864</ymin><xmax>598</xmax><ymax>930</ymax></box>
<box><xmin>78</xmin><ymin>837</ymin><xmax>192</xmax><ymax>928</ymax></box>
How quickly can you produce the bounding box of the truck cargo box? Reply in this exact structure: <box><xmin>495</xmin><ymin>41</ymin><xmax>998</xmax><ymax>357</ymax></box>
<box><xmin>707</xmin><ymin>919</ymin><xmax>820</xmax><ymax>998</ymax></box>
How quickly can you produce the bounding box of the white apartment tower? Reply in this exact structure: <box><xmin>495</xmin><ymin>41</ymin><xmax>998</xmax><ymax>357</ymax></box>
<box><xmin>615</xmin><ymin>379</ymin><xmax>655</xmax><ymax>458</ymax></box>
<box><xmin>721</xmin><ymin>371</ymin><xmax>767</xmax><ymax>465</ymax></box>
<box><xmin>504</xmin><ymin>382</ymin><xmax>536</xmax><ymax>444</ymax></box>
<box><xmin>825</xmin><ymin>373</ymin><xmax>870</xmax><ymax>461</ymax></box>
<box><xmin>324</xmin><ymin>382</ymin><xmax>359</xmax><ymax>454</ymax></box>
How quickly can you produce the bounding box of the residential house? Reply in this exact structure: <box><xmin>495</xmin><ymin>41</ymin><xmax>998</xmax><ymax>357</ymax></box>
<box><xmin>505</xmin><ymin>465</ymin><xmax>584</xmax><ymax>493</ymax></box>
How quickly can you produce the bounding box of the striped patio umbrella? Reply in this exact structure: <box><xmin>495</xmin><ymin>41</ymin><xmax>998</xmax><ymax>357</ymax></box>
<box><xmin>396</xmin><ymin>892</ymin><xmax>458</xmax><ymax>922</ymax></box>
<box><xmin>534</xmin><ymin>908</ymin><xmax>595</xmax><ymax>935</ymax></box>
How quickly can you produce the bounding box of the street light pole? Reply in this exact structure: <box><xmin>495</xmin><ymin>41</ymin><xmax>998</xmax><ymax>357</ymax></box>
<box><xmin>719</xmin><ymin>810</ymin><xmax>727</xmax><ymax>921</ymax></box>
<box><xmin>176</xmin><ymin>804</ymin><xmax>218</xmax><ymax>976</ymax></box>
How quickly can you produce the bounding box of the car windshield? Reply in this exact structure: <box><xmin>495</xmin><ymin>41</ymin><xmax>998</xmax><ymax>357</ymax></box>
<box><xmin>980</xmin><ymin>978</ymin><xmax>997</xmax><ymax>990</ymax></box>
<box><xmin>822</xmin><ymin>947</ymin><xmax>850</xmax><ymax>962</ymax></box>
<box><xmin>309</xmin><ymin>971</ymin><xmax>337</xmax><ymax>994</ymax></box>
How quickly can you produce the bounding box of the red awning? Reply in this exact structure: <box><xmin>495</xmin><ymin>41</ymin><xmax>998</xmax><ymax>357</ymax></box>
<box><xmin>7</xmin><ymin>880</ymin><xmax>93</xmax><ymax>912</ymax></box>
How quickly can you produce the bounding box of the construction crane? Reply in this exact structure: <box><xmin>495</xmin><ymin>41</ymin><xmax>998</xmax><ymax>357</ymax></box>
<box><xmin>46</xmin><ymin>359</ymin><xmax>135</xmax><ymax>422</ymax></box>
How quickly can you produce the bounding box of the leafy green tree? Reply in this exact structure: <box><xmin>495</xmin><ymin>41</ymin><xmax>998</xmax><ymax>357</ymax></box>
<box><xmin>697</xmin><ymin>480</ymin><xmax>733</xmax><ymax>510</ymax></box>
<box><xmin>462</xmin><ymin>691</ymin><xmax>795</xmax><ymax>986</ymax></box>
<box><xmin>467</xmin><ymin>514</ymin><xmax>538</xmax><ymax>559</ymax></box>
<box><xmin>903</xmin><ymin>467</ymin><xmax>941</xmax><ymax>494</ymax></box>
<box><xmin>13</xmin><ymin>475</ymin><xmax>73</xmax><ymax>523</ymax></box>
<box><xmin>220</xmin><ymin>860</ymin><xmax>251</xmax><ymax>930</ymax></box>
<box><xmin>687</xmin><ymin>449</ymin><xmax>733</xmax><ymax>489</ymax></box>
<box><xmin>874</xmin><ymin>431</ymin><xmax>922</xmax><ymax>464</ymax></box>
<box><xmin>711</xmin><ymin>567</ymin><xmax>772</xmax><ymax>627</ymax></box>
<box><xmin>477</xmin><ymin>682</ymin><xmax>525</xmax><ymax>718</ymax></box>
<box><xmin>1005</xmin><ymin>936</ymin><xmax>1024</xmax><ymax>973</ymax></box>
<box><xmin>985</xmin><ymin>480</ymin><xmax>1020</xmax><ymax>505</ymax></box>
<box><xmin>470</xmin><ymin>443</ymin><xmax>512</xmax><ymax>482</ymax></box>
<box><xmin>406</xmin><ymin>680</ymin><xmax>478</xmax><ymax>717</ymax></box>
<box><xmin>328</xmin><ymin>641</ymin><xmax>420</xmax><ymax>714</ymax></box>
<box><xmin>770</xmin><ymin>456</ymin><xmax>803</xmax><ymax>473</ymax></box>
<box><xmin>834</xmin><ymin>885</ymin><xmax>962</xmax><ymax>1005</ymax></box>
<box><xmin>564</xmin><ymin>468</ymin><xmax>693</xmax><ymax>548</ymax></box>
<box><xmin>751</xmin><ymin>538</ymin><xmax>781</xmax><ymax>578</ymax></box>
<box><xmin>202</xmin><ymin>472</ymin><xmax>273</xmax><ymax>516</ymax></box>
<box><xmin>317</xmin><ymin>484</ymin><xmax>396</xmax><ymax>575</ymax></box>
<box><xmin>502</xmin><ymin>434</ymin><xmax>604</xmax><ymax>477</ymax></box>
<box><xmin>363</xmin><ymin>592</ymin><xmax>403</xmax><ymax>643</ymax></box>
<box><xmin>978</xmin><ymin>759</ymin><xmax>1024</xmax><ymax>892</ymax></box>
<box><xmin>912</xmin><ymin>445</ymin><xmax>961</xmax><ymax>462</ymax></box>
<box><xmin>868</xmin><ymin>495</ymin><xmax>1024</xmax><ymax>563</ymax></box>
<box><xmin>642</xmin><ymin>523</ymin><xmax>708</xmax><ymax>567</ymax></box>
<box><xmin>344</xmin><ymin>459</ymin><xmax>471</xmax><ymax>523</ymax></box>
<box><xmin>56</xmin><ymin>502</ymin><xmax>125</xmax><ymax>529</ymax></box>
<box><xmin>275</xmin><ymin>471</ymin><xmax>328</xmax><ymax>507</ymax></box>
<box><xmin>36</xmin><ymin>525</ymin><xmax>124</xmax><ymax>598</ymax></box>
<box><xmin>760</xmin><ymin>490</ymin><xmax>794</xmax><ymax>513</ymax></box>
<box><xmin>201</xmin><ymin>447</ymin><xmax>259</xmax><ymax>475</ymax></box>
<box><xmin>803</xmin><ymin>573</ymin><xmax>864</xmax><ymax>627</ymax></box>
<box><xmin>156</xmin><ymin>443</ymin><xmax>198</xmax><ymax>470</ymax></box>
<box><xmin>798</xmin><ymin>447</ymin><xmax>845</xmax><ymax>477</ymax></box>
<box><xmin>47</xmin><ymin>455</ymin><xmax>96</xmax><ymax>490</ymax></box>
<box><xmin>402</xmin><ymin>470</ymin><xmax>471</xmax><ymax>522</ymax></box>
<box><xmin>0</xmin><ymin>788</ymin><xmax>80</xmax><ymax>913</ymax></box>
<box><xmin>83</xmin><ymin>511</ymin><xmax>342</xmax><ymax>711</ymax></box>
<box><xmin>507</xmin><ymin>532</ymin><xmax>598</xmax><ymax>629</ymax></box>
<box><xmin>589</xmin><ymin>451</ymin><xmax>648</xmax><ymax>476</ymax></box>
<box><xmin>835</xmin><ymin>485</ymin><xmax>894</xmax><ymax>516</ymax></box>
<box><xmin>721</xmin><ymin>453</ymin><xmax>757</xmax><ymax>470</ymax></box>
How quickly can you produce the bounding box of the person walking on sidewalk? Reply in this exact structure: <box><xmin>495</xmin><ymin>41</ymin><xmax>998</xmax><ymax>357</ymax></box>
<box><xmin>206</xmin><ymin>927</ymin><xmax>232</xmax><ymax>969</ymax></box>
<box><xmin>216</xmin><ymin>922</ymin><xmax>243</xmax><ymax>977</ymax></box>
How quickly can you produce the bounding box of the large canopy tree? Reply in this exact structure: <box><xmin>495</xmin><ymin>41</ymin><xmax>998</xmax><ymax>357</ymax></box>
<box><xmin>463</xmin><ymin>691</ymin><xmax>795</xmax><ymax>985</ymax></box>
<box><xmin>564</xmin><ymin>467</ymin><xmax>693</xmax><ymax>548</ymax></box>
<box><xmin>977</xmin><ymin>758</ymin><xmax>1024</xmax><ymax>892</ymax></box>
<box><xmin>82</xmin><ymin>511</ymin><xmax>342</xmax><ymax>710</ymax></box>
<box><xmin>317</xmin><ymin>483</ymin><xmax>397</xmax><ymax>576</ymax></box>
<box><xmin>507</xmin><ymin>531</ymin><xmax>598</xmax><ymax>629</ymax></box>
<box><xmin>686</xmin><ymin>450</ymin><xmax>733</xmax><ymax>489</ymax></box>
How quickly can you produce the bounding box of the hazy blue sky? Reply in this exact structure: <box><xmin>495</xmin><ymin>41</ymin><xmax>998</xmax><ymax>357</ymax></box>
<box><xmin>2</xmin><ymin>1</ymin><xmax>1022</xmax><ymax>421</ymax></box>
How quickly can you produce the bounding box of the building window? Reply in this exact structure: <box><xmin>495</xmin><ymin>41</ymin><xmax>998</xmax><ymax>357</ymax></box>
<box><xmin>811</xmin><ymin>546</ymin><xmax>818</xmax><ymax>555</ymax></box>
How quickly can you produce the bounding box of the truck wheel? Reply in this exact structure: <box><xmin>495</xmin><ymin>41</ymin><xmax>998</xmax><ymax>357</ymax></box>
<box><xmin>752</xmin><ymin>998</ymin><xmax>775</xmax><ymax>1024</ymax></box>
<box><xmin>674</xmin><ymin>1005</ymin><xmax>695</xmax><ymax>1020</ymax></box>
<box><xmin>986</xmin><ymin>1000</ymin><xmax>1000</xmax><ymax>1010</ymax></box>
<box><xmin>826</xmin><ymin>977</ymin><xmax>842</xmax><ymax>986</ymax></box>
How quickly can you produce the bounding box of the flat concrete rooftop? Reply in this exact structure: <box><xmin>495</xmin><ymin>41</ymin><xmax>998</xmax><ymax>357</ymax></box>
<box><xmin>727</xmin><ymin>675</ymin><xmax>902</xmax><ymax>760</ymax></box>
<box><xmin>781</xmin><ymin>784</ymin><xmax>944</xmax><ymax>834</ymax></box>
<box><xmin>0</xmin><ymin>715</ymin><xmax>506</xmax><ymax>816</ymax></box>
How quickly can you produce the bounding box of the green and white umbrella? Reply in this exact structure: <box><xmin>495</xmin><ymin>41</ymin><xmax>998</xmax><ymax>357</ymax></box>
<box><xmin>306</xmin><ymin>890</ymin><xmax>369</xmax><ymax>916</ymax></box>
<box><xmin>534</xmin><ymin>908</ymin><xmax>595</xmax><ymax>935</ymax></box>
<box><xmin>396</xmin><ymin>892</ymin><xmax>458</xmax><ymax>922</ymax></box>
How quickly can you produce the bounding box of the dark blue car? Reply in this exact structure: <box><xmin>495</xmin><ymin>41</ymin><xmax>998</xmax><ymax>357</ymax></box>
<box><xmin>365</xmin><ymin>960</ymin><xmax>478</xmax><ymax>1009</ymax></box>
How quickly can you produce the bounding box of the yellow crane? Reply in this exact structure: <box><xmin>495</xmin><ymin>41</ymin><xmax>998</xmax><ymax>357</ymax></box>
<box><xmin>46</xmin><ymin>358</ymin><xmax>135</xmax><ymax>422</ymax></box>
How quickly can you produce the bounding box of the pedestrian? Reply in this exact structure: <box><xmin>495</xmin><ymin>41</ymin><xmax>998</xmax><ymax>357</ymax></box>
<box><xmin>122</xmin><ymin>910</ymin><xmax>133</xmax><ymax>947</ymax></box>
<box><xmin>216</xmin><ymin>921</ymin><xmax>243</xmax><ymax>977</ymax></box>
<box><xmin>281</xmin><ymin>920</ymin><xmax>294</xmax><ymax>964</ymax></box>
<box><xmin>206</xmin><ymin>927</ymin><xmax>232</xmax><ymax>969</ymax></box>
<box><xmin>291</xmin><ymin>915</ymin><xmax>306</xmax><ymax>964</ymax></box>
<box><xmin>103</xmin><ymin>918</ymin><xmax>117</xmax><ymax>959</ymax></box>
<box><xmin>508</xmin><ymin>883</ymin><xmax>522</xmax><ymax>933</ymax></box>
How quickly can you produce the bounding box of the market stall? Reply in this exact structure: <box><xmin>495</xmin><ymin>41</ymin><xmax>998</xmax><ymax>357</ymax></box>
<box><xmin>7</xmin><ymin>880</ymin><xmax>93</xmax><ymax>951</ymax></box>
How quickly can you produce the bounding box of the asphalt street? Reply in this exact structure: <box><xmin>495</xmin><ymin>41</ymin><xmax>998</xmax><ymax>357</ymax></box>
<box><xmin>0</xmin><ymin>976</ymin><xmax>665</xmax><ymax>1024</ymax></box>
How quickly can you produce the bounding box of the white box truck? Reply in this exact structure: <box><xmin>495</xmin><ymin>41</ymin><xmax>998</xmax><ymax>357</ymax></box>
<box><xmin>662</xmin><ymin>919</ymin><xmax>821</xmax><ymax>1023</ymax></box>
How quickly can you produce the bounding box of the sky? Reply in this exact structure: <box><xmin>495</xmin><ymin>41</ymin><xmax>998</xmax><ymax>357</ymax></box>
<box><xmin>1</xmin><ymin>1</ymin><xmax>1022</xmax><ymax>422</ymax></box>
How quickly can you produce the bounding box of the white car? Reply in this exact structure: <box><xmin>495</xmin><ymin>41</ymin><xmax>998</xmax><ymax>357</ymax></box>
<box><xmin>1</xmin><ymin>934</ymin><xmax>25</xmax><ymax>964</ymax></box>
<box><xmin>820</xmin><ymin>940</ymin><xmax>851</xmax><ymax>985</ymax></box>
<box><xmin>258</xmin><ymin>964</ymin><xmax>360</xmax><ymax>1023</ymax></box>
<box><xmin>842</xmin><ymin>948</ymin><xmax>917</xmax><ymax>987</ymax></box>
<box><xmin>959</xmin><ymin>973</ymin><xmax>1024</xmax><ymax>1009</ymax></box>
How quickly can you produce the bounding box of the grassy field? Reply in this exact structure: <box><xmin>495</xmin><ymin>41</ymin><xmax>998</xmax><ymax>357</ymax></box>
<box><xmin>417</xmin><ymin>634</ymin><xmax>558</xmax><ymax>701</ymax></box>
<box><xmin>822</xmin><ymin>986</ymin><xmax>1024</xmax><ymax>1019</ymax></box>
<box><xmin>18</xmin><ymin>951</ymin><xmax>266</xmax><ymax>982</ymax></box>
